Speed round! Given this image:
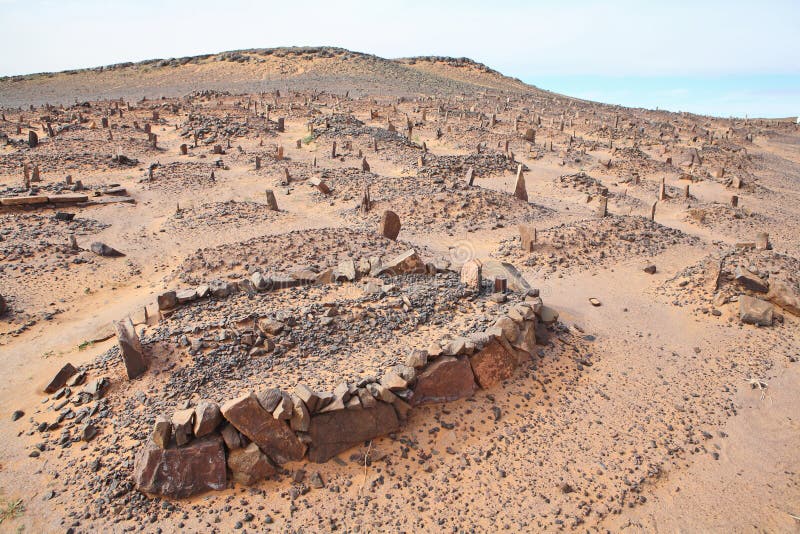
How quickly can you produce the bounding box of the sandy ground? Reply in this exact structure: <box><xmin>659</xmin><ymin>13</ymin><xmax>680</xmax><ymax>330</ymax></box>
<box><xmin>0</xmin><ymin>50</ymin><xmax>798</xmax><ymax>533</ymax></box>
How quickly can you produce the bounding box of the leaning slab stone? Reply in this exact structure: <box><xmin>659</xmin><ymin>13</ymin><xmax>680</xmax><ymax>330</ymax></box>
<box><xmin>739</xmin><ymin>295</ymin><xmax>773</xmax><ymax>326</ymax></box>
<box><xmin>133</xmin><ymin>434</ymin><xmax>227</xmax><ymax>498</ymax></box>
<box><xmin>44</xmin><ymin>363</ymin><xmax>77</xmax><ymax>393</ymax></box>
<box><xmin>469</xmin><ymin>338</ymin><xmax>517</xmax><ymax>389</ymax></box>
<box><xmin>481</xmin><ymin>261</ymin><xmax>531</xmax><ymax>293</ymax></box>
<box><xmin>734</xmin><ymin>266</ymin><xmax>768</xmax><ymax>293</ymax></box>
<box><xmin>411</xmin><ymin>356</ymin><xmax>477</xmax><ymax>406</ymax></box>
<box><xmin>228</xmin><ymin>442</ymin><xmax>276</xmax><ymax>486</ymax></box>
<box><xmin>221</xmin><ymin>393</ymin><xmax>306</xmax><ymax>463</ymax></box>
<box><xmin>307</xmin><ymin>402</ymin><xmax>399</xmax><ymax>463</ymax></box>
<box><xmin>90</xmin><ymin>242</ymin><xmax>124</xmax><ymax>257</ymax></box>
<box><xmin>113</xmin><ymin>317</ymin><xmax>147</xmax><ymax>379</ymax></box>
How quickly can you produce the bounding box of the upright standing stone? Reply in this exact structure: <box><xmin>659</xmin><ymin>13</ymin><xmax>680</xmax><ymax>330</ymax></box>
<box><xmin>518</xmin><ymin>225</ymin><xmax>537</xmax><ymax>251</ymax></box>
<box><xmin>513</xmin><ymin>164</ymin><xmax>528</xmax><ymax>201</ymax></box>
<box><xmin>28</xmin><ymin>131</ymin><xmax>38</xmax><ymax>148</ymax></box>
<box><xmin>755</xmin><ymin>232</ymin><xmax>770</xmax><ymax>250</ymax></box>
<box><xmin>265</xmin><ymin>190</ymin><xmax>278</xmax><ymax>211</ymax></box>
<box><xmin>658</xmin><ymin>178</ymin><xmax>667</xmax><ymax>201</ymax></box>
<box><xmin>113</xmin><ymin>317</ymin><xmax>148</xmax><ymax>379</ymax></box>
<box><xmin>731</xmin><ymin>195</ymin><xmax>739</xmax><ymax>207</ymax></box>
<box><xmin>179</xmin><ymin>144</ymin><xmax>188</xmax><ymax>155</ymax></box>
<box><xmin>597</xmin><ymin>196</ymin><xmax>608</xmax><ymax>217</ymax></box>
<box><xmin>361</xmin><ymin>184</ymin><xmax>371</xmax><ymax>214</ymax></box>
<box><xmin>650</xmin><ymin>201</ymin><xmax>657</xmax><ymax>221</ymax></box>
<box><xmin>361</xmin><ymin>157</ymin><xmax>370</xmax><ymax>172</ymax></box>
<box><xmin>465</xmin><ymin>167</ymin><xmax>475</xmax><ymax>186</ymax></box>
<box><xmin>277</xmin><ymin>118</ymin><xmax>285</xmax><ymax>132</ymax></box>
<box><xmin>379</xmin><ymin>210</ymin><xmax>401</xmax><ymax>240</ymax></box>
<box><xmin>460</xmin><ymin>259</ymin><xmax>482</xmax><ymax>290</ymax></box>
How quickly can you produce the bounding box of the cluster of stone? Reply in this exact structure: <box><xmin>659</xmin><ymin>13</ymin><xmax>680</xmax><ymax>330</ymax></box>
<box><xmin>155</xmin><ymin>248</ymin><xmax>428</xmax><ymax>314</ymax></box>
<box><xmin>133</xmin><ymin>261</ymin><xmax>557</xmax><ymax>499</ymax></box>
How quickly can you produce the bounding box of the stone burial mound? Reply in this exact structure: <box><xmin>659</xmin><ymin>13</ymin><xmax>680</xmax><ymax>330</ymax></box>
<box><xmin>495</xmin><ymin>215</ymin><xmax>698</xmax><ymax>277</ymax></box>
<box><xmin>657</xmin><ymin>239</ymin><xmax>800</xmax><ymax>325</ymax></box>
<box><xmin>26</xmin><ymin>238</ymin><xmax>560</xmax><ymax>500</ymax></box>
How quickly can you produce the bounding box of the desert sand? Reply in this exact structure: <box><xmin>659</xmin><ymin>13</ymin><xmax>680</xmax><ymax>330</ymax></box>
<box><xmin>0</xmin><ymin>47</ymin><xmax>798</xmax><ymax>533</ymax></box>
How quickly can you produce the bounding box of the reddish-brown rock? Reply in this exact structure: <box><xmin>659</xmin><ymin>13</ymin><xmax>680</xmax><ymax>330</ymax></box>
<box><xmin>379</xmin><ymin>210</ymin><xmax>401</xmax><ymax>240</ymax></box>
<box><xmin>227</xmin><ymin>443</ymin><xmax>276</xmax><ymax>485</ymax></box>
<box><xmin>411</xmin><ymin>356</ymin><xmax>476</xmax><ymax>406</ymax></box>
<box><xmin>469</xmin><ymin>338</ymin><xmax>517</xmax><ymax>388</ymax></box>
<box><xmin>113</xmin><ymin>317</ymin><xmax>147</xmax><ymax>379</ymax></box>
<box><xmin>133</xmin><ymin>434</ymin><xmax>226</xmax><ymax>498</ymax></box>
<box><xmin>44</xmin><ymin>363</ymin><xmax>77</xmax><ymax>393</ymax></box>
<box><xmin>221</xmin><ymin>393</ymin><xmax>306</xmax><ymax>463</ymax></box>
<box><xmin>307</xmin><ymin>402</ymin><xmax>399</xmax><ymax>463</ymax></box>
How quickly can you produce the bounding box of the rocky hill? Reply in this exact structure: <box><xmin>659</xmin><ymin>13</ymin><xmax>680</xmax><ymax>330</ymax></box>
<box><xmin>0</xmin><ymin>46</ymin><xmax>549</xmax><ymax>107</ymax></box>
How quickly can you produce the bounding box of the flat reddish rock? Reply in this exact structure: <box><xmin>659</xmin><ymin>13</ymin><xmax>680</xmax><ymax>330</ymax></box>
<box><xmin>133</xmin><ymin>434</ymin><xmax>226</xmax><ymax>498</ymax></box>
<box><xmin>411</xmin><ymin>356</ymin><xmax>476</xmax><ymax>406</ymax></box>
<box><xmin>0</xmin><ymin>196</ymin><xmax>48</xmax><ymax>206</ymax></box>
<box><xmin>469</xmin><ymin>338</ymin><xmax>517</xmax><ymax>388</ymax></box>
<box><xmin>221</xmin><ymin>393</ymin><xmax>306</xmax><ymax>463</ymax></box>
<box><xmin>307</xmin><ymin>402</ymin><xmax>399</xmax><ymax>463</ymax></box>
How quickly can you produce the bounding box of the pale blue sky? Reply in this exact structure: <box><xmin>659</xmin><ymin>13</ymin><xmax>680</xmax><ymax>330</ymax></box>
<box><xmin>1</xmin><ymin>0</ymin><xmax>798</xmax><ymax>117</ymax></box>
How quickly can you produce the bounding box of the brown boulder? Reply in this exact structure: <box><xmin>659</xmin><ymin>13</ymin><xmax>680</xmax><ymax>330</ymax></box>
<box><xmin>411</xmin><ymin>356</ymin><xmax>477</xmax><ymax>406</ymax></box>
<box><xmin>739</xmin><ymin>295</ymin><xmax>773</xmax><ymax>326</ymax></box>
<box><xmin>379</xmin><ymin>210</ymin><xmax>401</xmax><ymax>240</ymax></box>
<box><xmin>221</xmin><ymin>393</ymin><xmax>306</xmax><ymax>463</ymax></box>
<box><xmin>767</xmin><ymin>281</ymin><xmax>800</xmax><ymax>316</ymax></box>
<box><xmin>307</xmin><ymin>402</ymin><xmax>399</xmax><ymax>463</ymax></box>
<box><xmin>113</xmin><ymin>317</ymin><xmax>147</xmax><ymax>379</ymax></box>
<box><xmin>133</xmin><ymin>434</ymin><xmax>227</xmax><ymax>498</ymax></box>
<box><xmin>469</xmin><ymin>338</ymin><xmax>517</xmax><ymax>389</ymax></box>
<box><xmin>227</xmin><ymin>443</ymin><xmax>276</xmax><ymax>485</ymax></box>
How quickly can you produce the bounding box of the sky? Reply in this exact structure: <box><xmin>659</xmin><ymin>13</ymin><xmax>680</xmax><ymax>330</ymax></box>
<box><xmin>1</xmin><ymin>0</ymin><xmax>798</xmax><ymax>117</ymax></box>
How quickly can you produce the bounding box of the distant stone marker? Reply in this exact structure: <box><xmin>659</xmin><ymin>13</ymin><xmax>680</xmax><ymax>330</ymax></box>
<box><xmin>597</xmin><ymin>195</ymin><xmax>608</xmax><ymax>217</ymax></box>
<box><xmin>465</xmin><ymin>167</ymin><xmax>475</xmax><ymax>186</ymax></box>
<box><xmin>518</xmin><ymin>224</ymin><xmax>537</xmax><ymax>252</ymax></box>
<box><xmin>379</xmin><ymin>210</ymin><xmax>401</xmax><ymax>240</ymax></box>
<box><xmin>265</xmin><ymin>190</ymin><xmax>279</xmax><ymax>211</ymax></box>
<box><xmin>513</xmin><ymin>164</ymin><xmax>528</xmax><ymax>201</ymax></box>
